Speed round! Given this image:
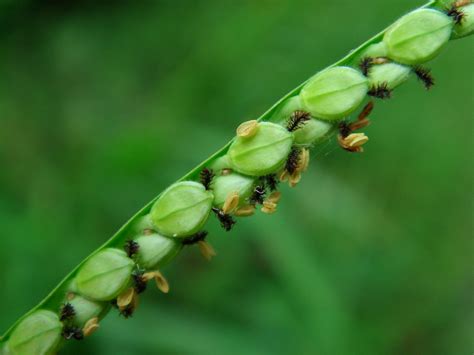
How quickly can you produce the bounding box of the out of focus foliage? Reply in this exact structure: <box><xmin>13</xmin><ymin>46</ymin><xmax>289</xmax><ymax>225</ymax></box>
<box><xmin>0</xmin><ymin>1</ymin><xmax>472</xmax><ymax>354</ymax></box>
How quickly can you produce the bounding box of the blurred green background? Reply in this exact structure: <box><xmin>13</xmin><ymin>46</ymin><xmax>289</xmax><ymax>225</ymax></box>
<box><xmin>0</xmin><ymin>0</ymin><xmax>472</xmax><ymax>354</ymax></box>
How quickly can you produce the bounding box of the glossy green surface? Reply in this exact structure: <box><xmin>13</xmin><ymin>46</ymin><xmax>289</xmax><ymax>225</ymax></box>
<box><xmin>452</xmin><ymin>3</ymin><xmax>474</xmax><ymax>38</ymax></box>
<box><xmin>151</xmin><ymin>182</ymin><xmax>214</xmax><ymax>237</ymax></box>
<box><xmin>212</xmin><ymin>174</ymin><xmax>255</xmax><ymax>207</ymax></box>
<box><xmin>300</xmin><ymin>67</ymin><xmax>369</xmax><ymax>120</ymax></box>
<box><xmin>0</xmin><ymin>1</ymin><xmax>472</xmax><ymax>354</ymax></box>
<box><xmin>368</xmin><ymin>62</ymin><xmax>412</xmax><ymax>89</ymax></box>
<box><xmin>228</xmin><ymin>122</ymin><xmax>293</xmax><ymax>176</ymax></box>
<box><xmin>76</xmin><ymin>249</ymin><xmax>134</xmax><ymax>301</ymax></box>
<box><xmin>6</xmin><ymin>310</ymin><xmax>62</xmax><ymax>355</ymax></box>
<box><xmin>384</xmin><ymin>9</ymin><xmax>453</xmax><ymax>64</ymax></box>
<box><xmin>135</xmin><ymin>233</ymin><xmax>182</xmax><ymax>269</ymax></box>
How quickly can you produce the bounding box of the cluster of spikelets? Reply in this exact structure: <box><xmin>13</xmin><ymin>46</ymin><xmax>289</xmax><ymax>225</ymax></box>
<box><xmin>1</xmin><ymin>2</ymin><xmax>473</xmax><ymax>354</ymax></box>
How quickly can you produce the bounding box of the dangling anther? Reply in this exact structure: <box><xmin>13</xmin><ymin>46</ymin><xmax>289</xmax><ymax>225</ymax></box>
<box><xmin>234</xmin><ymin>204</ymin><xmax>256</xmax><ymax>217</ymax></box>
<box><xmin>182</xmin><ymin>231</ymin><xmax>217</xmax><ymax>261</ymax></box>
<box><xmin>237</xmin><ymin>120</ymin><xmax>259</xmax><ymax>138</ymax></box>
<box><xmin>117</xmin><ymin>287</ymin><xmax>139</xmax><ymax>317</ymax></box>
<box><xmin>83</xmin><ymin>317</ymin><xmax>100</xmax><ymax>337</ymax></box>
<box><xmin>222</xmin><ymin>191</ymin><xmax>240</xmax><ymax>214</ymax></box>
<box><xmin>198</xmin><ymin>241</ymin><xmax>217</xmax><ymax>261</ymax></box>
<box><xmin>338</xmin><ymin>101</ymin><xmax>373</xmax><ymax>153</ymax></box>
<box><xmin>143</xmin><ymin>270</ymin><xmax>170</xmax><ymax>293</ymax></box>
<box><xmin>338</xmin><ymin>133</ymin><xmax>369</xmax><ymax>153</ymax></box>
<box><xmin>261</xmin><ymin>191</ymin><xmax>282</xmax><ymax>214</ymax></box>
<box><xmin>280</xmin><ymin>147</ymin><xmax>309</xmax><ymax>187</ymax></box>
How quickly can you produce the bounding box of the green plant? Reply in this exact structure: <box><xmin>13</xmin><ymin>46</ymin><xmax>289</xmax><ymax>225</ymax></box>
<box><xmin>1</xmin><ymin>1</ymin><xmax>472</xmax><ymax>353</ymax></box>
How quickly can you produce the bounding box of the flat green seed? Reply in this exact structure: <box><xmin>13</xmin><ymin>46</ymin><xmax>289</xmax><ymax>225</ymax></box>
<box><xmin>384</xmin><ymin>9</ymin><xmax>453</xmax><ymax>64</ymax></box>
<box><xmin>150</xmin><ymin>181</ymin><xmax>214</xmax><ymax>237</ymax></box>
<box><xmin>368</xmin><ymin>62</ymin><xmax>412</xmax><ymax>89</ymax></box>
<box><xmin>293</xmin><ymin>118</ymin><xmax>334</xmax><ymax>145</ymax></box>
<box><xmin>76</xmin><ymin>248</ymin><xmax>134</xmax><ymax>301</ymax></box>
<box><xmin>300</xmin><ymin>67</ymin><xmax>369</xmax><ymax>120</ymax></box>
<box><xmin>212</xmin><ymin>173</ymin><xmax>255</xmax><ymax>207</ymax></box>
<box><xmin>228</xmin><ymin>122</ymin><xmax>293</xmax><ymax>176</ymax></box>
<box><xmin>7</xmin><ymin>310</ymin><xmax>62</xmax><ymax>355</ymax></box>
<box><xmin>135</xmin><ymin>233</ymin><xmax>182</xmax><ymax>269</ymax></box>
<box><xmin>452</xmin><ymin>4</ymin><xmax>474</xmax><ymax>39</ymax></box>
<box><xmin>68</xmin><ymin>296</ymin><xmax>106</xmax><ymax>327</ymax></box>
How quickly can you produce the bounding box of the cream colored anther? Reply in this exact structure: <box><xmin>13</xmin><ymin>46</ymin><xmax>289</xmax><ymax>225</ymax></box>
<box><xmin>236</xmin><ymin>120</ymin><xmax>259</xmax><ymax>138</ymax></box>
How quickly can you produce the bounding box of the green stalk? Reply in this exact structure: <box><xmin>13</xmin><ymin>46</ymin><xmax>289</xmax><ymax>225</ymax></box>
<box><xmin>1</xmin><ymin>0</ymin><xmax>472</xmax><ymax>353</ymax></box>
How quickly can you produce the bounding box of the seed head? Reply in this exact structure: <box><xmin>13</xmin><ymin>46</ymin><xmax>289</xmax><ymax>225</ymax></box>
<box><xmin>413</xmin><ymin>66</ymin><xmax>435</xmax><ymax>90</ymax></box>
<box><xmin>200</xmin><ymin>168</ymin><xmax>215</xmax><ymax>190</ymax></box>
<box><xmin>286</xmin><ymin>110</ymin><xmax>311</xmax><ymax>132</ymax></box>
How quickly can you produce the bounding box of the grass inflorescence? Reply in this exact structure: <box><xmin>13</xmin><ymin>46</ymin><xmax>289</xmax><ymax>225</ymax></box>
<box><xmin>1</xmin><ymin>1</ymin><xmax>472</xmax><ymax>353</ymax></box>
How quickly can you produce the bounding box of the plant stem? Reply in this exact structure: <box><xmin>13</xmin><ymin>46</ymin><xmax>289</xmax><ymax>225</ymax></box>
<box><xmin>1</xmin><ymin>0</ymin><xmax>472</xmax><ymax>352</ymax></box>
